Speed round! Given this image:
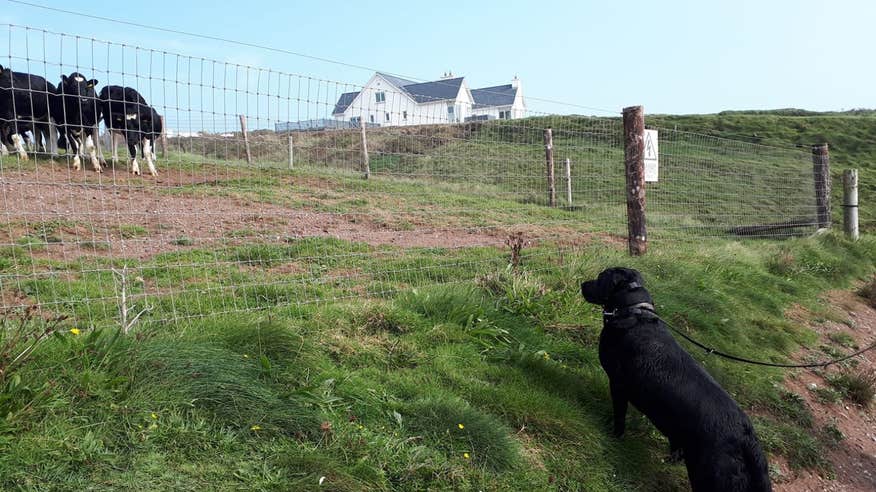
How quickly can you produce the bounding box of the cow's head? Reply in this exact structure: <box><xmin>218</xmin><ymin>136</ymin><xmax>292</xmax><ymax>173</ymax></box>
<box><xmin>60</xmin><ymin>72</ymin><xmax>99</xmax><ymax>96</ymax></box>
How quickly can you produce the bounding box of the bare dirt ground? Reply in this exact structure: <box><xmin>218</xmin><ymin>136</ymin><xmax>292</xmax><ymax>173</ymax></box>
<box><xmin>1</xmin><ymin>165</ymin><xmax>621</xmax><ymax>260</ymax></box>
<box><xmin>776</xmin><ymin>289</ymin><xmax>876</xmax><ymax>492</ymax></box>
<box><xmin>1</xmin><ymin>166</ymin><xmax>507</xmax><ymax>259</ymax></box>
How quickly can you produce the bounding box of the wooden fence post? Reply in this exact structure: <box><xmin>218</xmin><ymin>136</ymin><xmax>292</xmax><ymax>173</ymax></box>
<box><xmin>360</xmin><ymin>117</ymin><xmax>370</xmax><ymax>179</ymax></box>
<box><xmin>812</xmin><ymin>144</ymin><xmax>831</xmax><ymax>229</ymax></box>
<box><xmin>564</xmin><ymin>158</ymin><xmax>572</xmax><ymax>206</ymax></box>
<box><xmin>288</xmin><ymin>133</ymin><xmax>294</xmax><ymax>169</ymax></box>
<box><xmin>239</xmin><ymin>114</ymin><xmax>252</xmax><ymax>166</ymax></box>
<box><xmin>623</xmin><ymin>105</ymin><xmax>647</xmax><ymax>256</ymax></box>
<box><xmin>543</xmin><ymin>128</ymin><xmax>556</xmax><ymax>207</ymax></box>
<box><xmin>843</xmin><ymin>169</ymin><xmax>859</xmax><ymax>240</ymax></box>
<box><xmin>159</xmin><ymin>115</ymin><xmax>167</xmax><ymax>158</ymax></box>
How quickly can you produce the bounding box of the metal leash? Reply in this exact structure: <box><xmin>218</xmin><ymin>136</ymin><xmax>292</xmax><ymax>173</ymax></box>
<box><xmin>655</xmin><ymin>313</ymin><xmax>876</xmax><ymax>369</ymax></box>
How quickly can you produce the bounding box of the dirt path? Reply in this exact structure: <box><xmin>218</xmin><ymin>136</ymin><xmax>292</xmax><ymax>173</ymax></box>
<box><xmin>776</xmin><ymin>289</ymin><xmax>876</xmax><ymax>492</ymax></box>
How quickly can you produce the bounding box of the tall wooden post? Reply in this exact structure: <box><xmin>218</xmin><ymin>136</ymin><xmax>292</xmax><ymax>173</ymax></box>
<box><xmin>812</xmin><ymin>144</ymin><xmax>831</xmax><ymax>229</ymax></box>
<box><xmin>360</xmin><ymin>117</ymin><xmax>370</xmax><ymax>179</ymax></box>
<box><xmin>843</xmin><ymin>169</ymin><xmax>859</xmax><ymax>240</ymax></box>
<box><xmin>543</xmin><ymin>128</ymin><xmax>556</xmax><ymax>207</ymax></box>
<box><xmin>239</xmin><ymin>114</ymin><xmax>253</xmax><ymax>166</ymax></box>
<box><xmin>623</xmin><ymin>105</ymin><xmax>647</xmax><ymax>256</ymax></box>
<box><xmin>564</xmin><ymin>158</ymin><xmax>572</xmax><ymax>206</ymax></box>
<box><xmin>159</xmin><ymin>115</ymin><xmax>168</xmax><ymax>158</ymax></box>
<box><xmin>288</xmin><ymin>133</ymin><xmax>294</xmax><ymax>169</ymax></box>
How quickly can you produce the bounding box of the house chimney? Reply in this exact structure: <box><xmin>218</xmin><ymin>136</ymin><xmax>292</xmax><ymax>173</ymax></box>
<box><xmin>441</xmin><ymin>70</ymin><xmax>455</xmax><ymax>80</ymax></box>
<box><xmin>511</xmin><ymin>75</ymin><xmax>520</xmax><ymax>89</ymax></box>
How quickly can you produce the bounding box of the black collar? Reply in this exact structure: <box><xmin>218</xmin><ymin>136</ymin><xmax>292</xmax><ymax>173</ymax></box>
<box><xmin>603</xmin><ymin>302</ymin><xmax>656</xmax><ymax>318</ymax></box>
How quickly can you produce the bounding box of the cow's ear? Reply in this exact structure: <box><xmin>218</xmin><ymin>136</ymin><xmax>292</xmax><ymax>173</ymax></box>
<box><xmin>0</xmin><ymin>64</ymin><xmax>5</xmax><ymax>71</ymax></box>
<box><xmin>87</xmin><ymin>79</ymin><xmax>98</xmax><ymax>88</ymax></box>
<box><xmin>61</xmin><ymin>74</ymin><xmax>68</xmax><ymax>83</ymax></box>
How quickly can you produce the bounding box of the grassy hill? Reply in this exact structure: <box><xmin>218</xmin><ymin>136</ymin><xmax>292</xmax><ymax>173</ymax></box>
<box><xmin>646</xmin><ymin>109</ymin><xmax>876</xmax><ymax>232</ymax></box>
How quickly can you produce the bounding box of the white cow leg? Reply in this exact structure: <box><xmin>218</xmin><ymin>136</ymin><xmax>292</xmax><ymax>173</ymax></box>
<box><xmin>0</xmin><ymin>141</ymin><xmax>8</xmax><ymax>156</ymax></box>
<box><xmin>11</xmin><ymin>134</ymin><xmax>28</xmax><ymax>161</ymax></box>
<box><xmin>73</xmin><ymin>154</ymin><xmax>81</xmax><ymax>171</ymax></box>
<box><xmin>143</xmin><ymin>139</ymin><xmax>158</xmax><ymax>176</ymax></box>
<box><xmin>85</xmin><ymin>135</ymin><xmax>101</xmax><ymax>172</ymax></box>
<box><xmin>111</xmin><ymin>133</ymin><xmax>120</xmax><ymax>163</ymax></box>
<box><xmin>130</xmin><ymin>157</ymin><xmax>141</xmax><ymax>176</ymax></box>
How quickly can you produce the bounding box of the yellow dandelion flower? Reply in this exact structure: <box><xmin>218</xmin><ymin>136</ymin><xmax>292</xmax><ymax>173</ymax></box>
<box><xmin>150</xmin><ymin>413</ymin><xmax>158</xmax><ymax>420</ymax></box>
<box><xmin>463</xmin><ymin>452</ymin><xmax>470</xmax><ymax>459</ymax></box>
<box><xmin>457</xmin><ymin>423</ymin><xmax>465</xmax><ymax>430</ymax></box>
<box><xmin>243</xmin><ymin>354</ymin><xmax>250</xmax><ymax>359</ymax></box>
<box><xmin>251</xmin><ymin>425</ymin><xmax>262</xmax><ymax>431</ymax></box>
<box><xmin>69</xmin><ymin>328</ymin><xmax>81</xmax><ymax>335</ymax></box>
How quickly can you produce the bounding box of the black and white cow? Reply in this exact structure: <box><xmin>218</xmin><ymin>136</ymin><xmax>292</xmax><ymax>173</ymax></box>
<box><xmin>52</xmin><ymin>72</ymin><xmax>102</xmax><ymax>172</ymax></box>
<box><xmin>98</xmin><ymin>85</ymin><xmax>162</xmax><ymax>176</ymax></box>
<box><xmin>0</xmin><ymin>64</ymin><xmax>57</xmax><ymax>159</ymax></box>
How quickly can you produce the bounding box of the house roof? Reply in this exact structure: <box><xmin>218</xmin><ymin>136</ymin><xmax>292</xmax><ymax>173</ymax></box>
<box><xmin>401</xmin><ymin>77</ymin><xmax>465</xmax><ymax>104</ymax></box>
<box><xmin>332</xmin><ymin>91</ymin><xmax>360</xmax><ymax>115</ymax></box>
<box><xmin>376</xmin><ymin>72</ymin><xmax>417</xmax><ymax>89</ymax></box>
<box><xmin>333</xmin><ymin>73</ymin><xmax>519</xmax><ymax>114</ymax></box>
<box><xmin>471</xmin><ymin>84</ymin><xmax>518</xmax><ymax>109</ymax></box>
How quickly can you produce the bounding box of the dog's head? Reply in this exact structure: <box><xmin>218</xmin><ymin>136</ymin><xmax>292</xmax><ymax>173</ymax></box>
<box><xmin>581</xmin><ymin>267</ymin><xmax>646</xmax><ymax>307</ymax></box>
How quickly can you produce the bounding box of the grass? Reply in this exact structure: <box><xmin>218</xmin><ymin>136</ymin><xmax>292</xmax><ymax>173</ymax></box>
<box><xmin>2</xmin><ymin>111</ymin><xmax>876</xmax><ymax>489</ymax></box>
<box><xmin>827</xmin><ymin>371</ymin><xmax>876</xmax><ymax>407</ymax></box>
<box><xmin>1</xmin><ymin>230</ymin><xmax>874</xmax><ymax>490</ymax></box>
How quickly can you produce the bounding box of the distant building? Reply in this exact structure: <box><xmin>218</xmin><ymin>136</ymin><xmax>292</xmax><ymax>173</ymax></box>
<box><xmin>329</xmin><ymin>72</ymin><xmax>525</xmax><ymax>127</ymax></box>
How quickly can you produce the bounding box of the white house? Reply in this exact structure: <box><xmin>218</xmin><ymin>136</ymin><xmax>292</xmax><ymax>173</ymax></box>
<box><xmin>331</xmin><ymin>72</ymin><xmax>525</xmax><ymax>127</ymax></box>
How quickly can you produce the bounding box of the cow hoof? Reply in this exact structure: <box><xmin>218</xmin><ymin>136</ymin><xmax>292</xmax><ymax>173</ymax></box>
<box><xmin>132</xmin><ymin>170</ymin><xmax>141</xmax><ymax>176</ymax></box>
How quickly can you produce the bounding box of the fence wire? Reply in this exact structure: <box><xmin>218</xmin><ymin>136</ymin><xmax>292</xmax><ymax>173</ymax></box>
<box><xmin>0</xmin><ymin>25</ymin><xmax>831</xmax><ymax>328</ymax></box>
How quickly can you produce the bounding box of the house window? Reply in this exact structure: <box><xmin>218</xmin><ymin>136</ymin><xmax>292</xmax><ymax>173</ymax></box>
<box><xmin>447</xmin><ymin>105</ymin><xmax>455</xmax><ymax>115</ymax></box>
<box><xmin>375</xmin><ymin>92</ymin><xmax>385</xmax><ymax>103</ymax></box>
<box><xmin>351</xmin><ymin>116</ymin><xmax>361</xmax><ymax>125</ymax></box>
<box><xmin>385</xmin><ymin>112</ymin><xmax>390</xmax><ymax>122</ymax></box>
<box><xmin>370</xmin><ymin>114</ymin><xmax>375</xmax><ymax>123</ymax></box>
<box><xmin>403</xmin><ymin>111</ymin><xmax>407</xmax><ymax>120</ymax></box>
<box><xmin>499</xmin><ymin>110</ymin><xmax>511</xmax><ymax>120</ymax></box>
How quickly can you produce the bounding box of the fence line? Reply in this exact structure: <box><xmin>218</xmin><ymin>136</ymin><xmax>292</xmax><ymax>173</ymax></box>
<box><xmin>0</xmin><ymin>24</ymin><xmax>828</xmax><ymax>327</ymax></box>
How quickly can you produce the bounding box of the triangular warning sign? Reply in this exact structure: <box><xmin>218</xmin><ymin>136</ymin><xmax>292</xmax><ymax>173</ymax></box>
<box><xmin>644</xmin><ymin>132</ymin><xmax>657</xmax><ymax>160</ymax></box>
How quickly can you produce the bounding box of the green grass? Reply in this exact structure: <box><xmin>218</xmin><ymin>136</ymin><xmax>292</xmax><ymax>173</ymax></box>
<box><xmin>2</xmin><ymin>111</ymin><xmax>876</xmax><ymax>489</ymax></box>
<box><xmin>1</xmin><ymin>231</ymin><xmax>874</xmax><ymax>490</ymax></box>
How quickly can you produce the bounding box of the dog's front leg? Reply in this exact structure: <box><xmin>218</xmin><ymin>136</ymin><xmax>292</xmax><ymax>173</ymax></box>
<box><xmin>668</xmin><ymin>440</ymin><xmax>684</xmax><ymax>463</ymax></box>
<box><xmin>609</xmin><ymin>379</ymin><xmax>628</xmax><ymax>437</ymax></box>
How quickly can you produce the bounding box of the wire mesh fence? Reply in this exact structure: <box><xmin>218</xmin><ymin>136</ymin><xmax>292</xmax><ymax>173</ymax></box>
<box><xmin>0</xmin><ymin>24</ymin><xmax>831</xmax><ymax>327</ymax></box>
<box><xmin>647</xmin><ymin>128</ymin><xmax>819</xmax><ymax>240</ymax></box>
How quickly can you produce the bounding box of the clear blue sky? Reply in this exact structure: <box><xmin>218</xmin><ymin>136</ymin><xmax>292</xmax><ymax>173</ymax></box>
<box><xmin>2</xmin><ymin>0</ymin><xmax>873</xmax><ymax>115</ymax></box>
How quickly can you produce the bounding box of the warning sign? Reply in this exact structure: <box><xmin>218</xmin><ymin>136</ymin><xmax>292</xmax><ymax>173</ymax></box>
<box><xmin>644</xmin><ymin>129</ymin><xmax>658</xmax><ymax>182</ymax></box>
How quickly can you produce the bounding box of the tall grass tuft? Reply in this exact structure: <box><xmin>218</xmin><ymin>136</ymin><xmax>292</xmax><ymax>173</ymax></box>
<box><xmin>404</xmin><ymin>396</ymin><xmax>518</xmax><ymax>471</ymax></box>
<box><xmin>125</xmin><ymin>338</ymin><xmax>321</xmax><ymax>436</ymax></box>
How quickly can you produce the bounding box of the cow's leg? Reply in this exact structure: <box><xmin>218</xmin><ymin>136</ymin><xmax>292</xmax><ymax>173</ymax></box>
<box><xmin>128</xmin><ymin>139</ymin><xmax>140</xmax><ymax>176</ymax></box>
<box><xmin>67</xmin><ymin>133</ymin><xmax>82</xmax><ymax>171</ymax></box>
<box><xmin>10</xmin><ymin>134</ymin><xmax>28</xmax><ymax>161</ymax></box>
<box><xmin>143</xmin><ymin>138</ymin><xmax>158</xmax><ymax>176</ymax></box>
<box><xmin>112</xmin><ymin>132</ymin><xmax>121</xmax><ymax>163</ymax></box>
<box><xmin>48</xmin><ymin>122</ymin><xmax>58</xmax><ymax>155</ymax></box>
<box><xmin>85</xmin><ymin>133</ymin><xmax>101</xmax><ymax>172</ymax></box>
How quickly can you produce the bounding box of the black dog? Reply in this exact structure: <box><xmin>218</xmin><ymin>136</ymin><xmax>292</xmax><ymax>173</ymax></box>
<box><xmin>582</xmin><ymin>267</ymin><xmax>771</xmax><ymax>492</ymax></box>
